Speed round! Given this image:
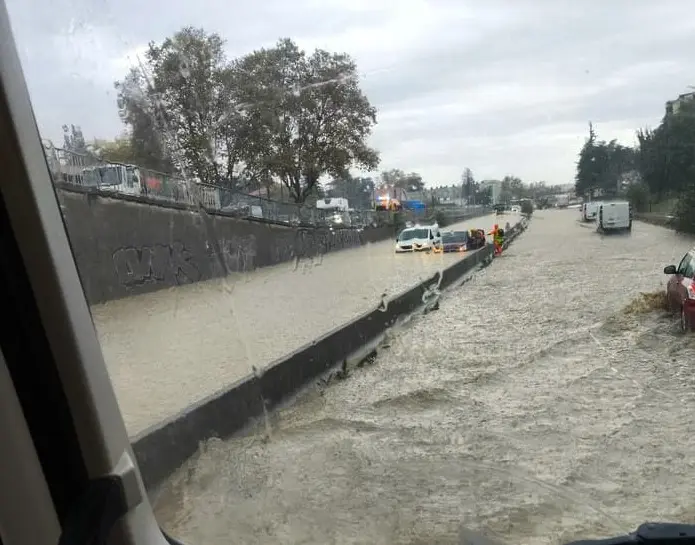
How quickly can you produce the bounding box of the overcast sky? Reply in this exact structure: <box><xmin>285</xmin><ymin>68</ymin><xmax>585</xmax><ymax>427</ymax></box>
<box><xmin>6</xmin><ymin>0</ymin><xmax>695</xmax><ymax>186</ymax></box>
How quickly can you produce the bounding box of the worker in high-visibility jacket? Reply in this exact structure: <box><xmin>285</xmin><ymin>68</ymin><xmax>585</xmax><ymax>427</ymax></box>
<box><xmin>488</xmin><ymin>224</ymin><xmax>504</xmax><ymax>256</ymax></box>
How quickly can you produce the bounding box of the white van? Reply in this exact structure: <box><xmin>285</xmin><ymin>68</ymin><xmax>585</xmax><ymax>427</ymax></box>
<box><xmin>395</xmin><ymin>223</ymin><xmax>442</xmax><ymax>253</ymax></box>
<box><xmin>581</xmin><ymin>202</ymin><xmax>600</xmax><ymax>221</ymax></box>
<box><xmin>597</xmin><ymin>201</ymin><xmax>632</xmax><ymax>232</ymax></box>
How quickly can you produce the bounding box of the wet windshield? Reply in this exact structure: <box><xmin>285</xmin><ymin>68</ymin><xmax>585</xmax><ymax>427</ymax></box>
<box><xmin>400</xmin><ymin>228</ymin><xmax>429</xmax><ymax>241</ymax></box>
<box><xmin>443</xmin><ymin>231</ymin><xmax>467</xmax><ymax>243</ymax></box>
<box><xmin>7</xmin><ymin>0</ymin><xmax>695</xmax><ymax>543</ymax></box>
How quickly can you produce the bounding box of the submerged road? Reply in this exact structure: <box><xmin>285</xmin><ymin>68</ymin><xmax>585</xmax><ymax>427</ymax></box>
<box><xmin>153</xmin><ymin>210</ymin><xmax>695</xmax><ymax>545</ymax></box>
<box><xmin>92</xmin><ymin>213</ymin><xmax>509</xmax><ymax>435</ymax></box>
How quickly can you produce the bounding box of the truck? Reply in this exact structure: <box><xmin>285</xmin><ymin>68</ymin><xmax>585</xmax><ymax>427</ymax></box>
<box><xmin>316</xmin><ymin>197</ymin><xmax>352</xmax><ymax>227</ymax></box>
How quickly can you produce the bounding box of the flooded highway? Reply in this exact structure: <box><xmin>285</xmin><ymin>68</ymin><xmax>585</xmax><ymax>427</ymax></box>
<box><xmin>93</xmin><ymin>213</ymin><xmax>506</xmax><ymax>435</ymax></box>
<box><xmin>153</xmin><ymin>210</ymin><xmax>695</xmax><ymax>545</ymax></box>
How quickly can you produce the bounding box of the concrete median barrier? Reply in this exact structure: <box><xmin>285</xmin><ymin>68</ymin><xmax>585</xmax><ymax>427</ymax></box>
<box><xmin>131</xmin><ymin>216</ymin><xmax>530</xmax><ymax>492</ymax></box>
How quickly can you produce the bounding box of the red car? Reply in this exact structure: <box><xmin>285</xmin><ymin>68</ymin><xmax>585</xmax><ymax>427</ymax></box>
<box><xmin>664</xmin><ymin>248</ymin><xmax>695</xmax><ymax>332</ymax></box>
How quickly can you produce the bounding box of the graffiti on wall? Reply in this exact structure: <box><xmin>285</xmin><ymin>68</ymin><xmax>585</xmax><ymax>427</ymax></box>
<box><xmin>113</xmin><ymin>242</ymin><xmax>200</xmax><ymax>287</ymax></box>
<box><xmin>111</xmin><ymin>230</ymin><xmax>363</xmax><ymax>289</ymax></box>
<box><xmin>208</xmin><ymin>234</ymin><xmax>258</xmax><ymax>274</ymax></box>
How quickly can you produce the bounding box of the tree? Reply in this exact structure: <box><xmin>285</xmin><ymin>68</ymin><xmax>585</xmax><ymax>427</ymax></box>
<box><xmin>637</xmin><ymin>102</ymin><xmax>695</xmax><ymax>199</ymax></box>
<box><xmin>115</xmin><ymin>69</ymin><xmax>175</xmax><ymax>173</ymax></box>
<box><xmin>327</xmin><ymin>174</ymin><xmax>375</xmax><ymax>209</ymax></box>
<box><xmin>634</xmin><ymin>100</ymin><xmax>695</xmax><ymax>230</ymax></box>
<box><xmin>380</xmin><ymin>169</ymin><xmax>424</xmax><ymax>193</ymax></box>
<box><xmin>674</xmin><ymin>180</ymin><xmax>695</xmax><ymax>233</ymax></box>
<box><xmin>461</xmin><ymin>168</ymin><xmax>475</xmax><ymax>202</ymax></box>
<box><xmin>575</xmin><ymin>122</ymin><xmax>636</xmax><ymax>197</ymax></box>
<box><xmin>520</xmin><ymin>199</ymin><xmax>534</xmax><ymax>217</ymax></box>
<box><xmin>475</xmin><ymin>185</ymin><xmax>492</xmax><ymax>206</ymax></box>
<box><xmin>62</xmin><ymin>124</ymin><xmax>88</xmax><ymax>153</ymax></box>
<box><xmin>626</xmin><ymin>181</ymin><xmax>650</xmax><ymax>213</ymax></box>
<box><xmin>91</xmin><ymin>137</ymin><xmax>139</xmax><ymax>164</ymax></box>
<box><xmin>231</xmin><ymin>38</ymin><xmax>379</xmax><ymax>203</ymax></box>
<box><xmin>115</xmin><ymin>27</ymin><xmax>241</xmax><ymax>183</ymax></box>
<box><xmin>502</xmin><ymin>175</ymin><xmax>525</xmax><ymax>199</ymax></box>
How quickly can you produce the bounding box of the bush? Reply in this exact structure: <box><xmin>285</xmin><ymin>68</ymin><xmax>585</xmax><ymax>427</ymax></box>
<box><xmin>674</xmin><ymin>183</ymin><xmax>695</xmax><ymax>234</ymax></box>
<box><xmin>434</xmin><ymin>210</ymin><xmax>449</xmax><ymax>227</ymax></box>
<box><xmin>626</xmin><ymin>182</ymin><xmax>650</xmax><ymax>213</ymax></box>
<box><xmin>520</xmin><ymin>200</ymin><xmax>534</xmax><ymax>216</ymax></box>
<box><xmin>391</xmin><ymin>211</ymin><xmax>406</xmax><ymax>234</ymax></box>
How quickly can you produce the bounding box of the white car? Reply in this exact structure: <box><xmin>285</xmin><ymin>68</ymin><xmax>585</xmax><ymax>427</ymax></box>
<box><xmin>395</xmin><ymin>224</ymin><xmax>442</xmax><ymax>253</ymax></box>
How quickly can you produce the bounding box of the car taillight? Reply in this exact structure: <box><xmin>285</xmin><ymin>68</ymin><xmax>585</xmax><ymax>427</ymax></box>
<box><xmin>687</xmin><ymin>284</ymin><xmax>695</xmax><ymax>300</ymax></box>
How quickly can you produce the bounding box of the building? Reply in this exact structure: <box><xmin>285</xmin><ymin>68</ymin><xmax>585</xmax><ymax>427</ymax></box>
<box><xmin>479</xmin><ymin>179</ymin><xmax>503</xmax><ymax>204</ymax></box>
<box><xmin>666</xmin><ymin>91</ymin><xmax>695</xmax><ymax>116</ymax></box>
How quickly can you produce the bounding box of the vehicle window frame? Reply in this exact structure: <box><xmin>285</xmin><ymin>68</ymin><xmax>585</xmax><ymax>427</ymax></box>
<box><xmin>0</xmin><ymin>2</ymin><xmax>165</xmax><ymax>543</ymax></box>
<box><xmin>677</xmin><ymin>253</ymin><xmax>693</xmax><ymax>275</ymax></box>
<box><xmin>681</xmin><ymin>254</ymin><xmax>695</xmax><ymax>278</ymax></box>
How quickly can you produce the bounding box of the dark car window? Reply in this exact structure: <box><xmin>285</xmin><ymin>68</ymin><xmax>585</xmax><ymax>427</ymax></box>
<box><xmin>400</xmin><ymin>228</ymin><xmax>428</xmax><ymax>241</ymax></box>
<box><xmin>682</xmin><ymin>254</ymin><xmax>695</xmax><ymax>278</ymax></box>
<box><xmin>443</xmin><ymin>232</ymin><xmax>467</xmax><ymax>243</ymax></box>
<box><xmin>677</xmin><ymin>253</ymin><xmax>694</xmax><ymax>275</ymax></box>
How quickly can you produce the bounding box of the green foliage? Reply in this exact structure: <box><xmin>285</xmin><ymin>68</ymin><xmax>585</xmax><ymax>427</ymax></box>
<box><xmin>62</xmin><ymin>124</ymin><xmax>87</xmax><ymax>153</ymax></box>
<box><xmin>433</xmin><ymin>210</ymin><xmax>449</xmax><ymax>227</ymax></box>
<box><xmin>326</xmin><ymin>175</ymin><xmax>375</xmax><ymax>209</ymax></box>
<box><xmin>115</xmin><ymin>30</ymin><xmax>379</xmax><ymax>202</ymax></box>
<box><xmin>520</xmin><ymin>199</ymin><xmax>534</xmax><ymax>216</ymax></box>
<box><xmin>231</xmin><ymin>38</ymin><xmax>379</xmax><ymax>202</ymax></box>
<box><xmin>461</xmin><ymin>167</ymin><xmax>475</xmax><ymax>202</ymax></box>
<box><xmin>575</xmin><ymin>122</ymin><xmax>635</xmax><ymax>197</ymax></box>
<box><xmin>115</xmin><ymin>65</ymin><xmax>177</xmax><ymax>174</ymax></box>
<box><xmin>380</xmin><ymin>169</ymin><xmax>425</xmax><ymax>192</ymax></box>
<box><xmin>576</xmin><ymin>101</ymin><xmax>695</xmax><ymax>232</ymax></box>
<box><xmin>625</xmin><ymin>181</ymin><xmax>650</xmax><ymax>213</ymax></box>
<box><xmin>500</xmin><ymin>175</ymin><xmax>523</xmax><ymax>203</ymax></box>
<box><xmin>91</xmin><ymin>137</ymin><xmax>139</xmax><ymax>164</ymax></box>
<box><xmin>674</xmin><ymin>181</ymin><xmax>695</xmax><ymax>234</ymax></box>
<box><xmin>391</xmin><ymin>211</ymin><xmax>406</xmax><ymax>234</ymax></box>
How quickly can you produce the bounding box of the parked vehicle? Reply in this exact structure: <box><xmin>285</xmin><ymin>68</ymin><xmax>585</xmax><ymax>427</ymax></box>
<box><xmin>395</xmin><ymin>223</ymin><xmax>442</xmax><ymax>253</ymax></box>
<box><xmin>581</xmin><ymin>201</ymin><xmax>600</xmax><ymax>221</ymax></box>
<box><xmin>441</xmin><ymin>230</ymin><xmax>469</xmax><ymax>252</ymax></box>
<box><xmin>317</xmin><ymin>197</ymin><xmax>352</xmax><ymax>227</ymax></box>
<box><xmin>597</xmin><ymin>201</ymin><xmax>632</xmax><ymax>232</ymax></box>
<box><xmin>664</xmin><ymin>248</ymin><xmax>695</xmax><ymax>332</ymax></box>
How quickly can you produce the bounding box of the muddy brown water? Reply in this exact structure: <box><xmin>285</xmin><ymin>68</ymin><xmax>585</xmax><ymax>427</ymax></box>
<box><xmin>153</xmin><ymin>210</ymin><xmax>695</xmax><ymax>545</ymax></box>
<box><xmin>92</xmin><ymin>214</ymin><xmax>505</xmax><ymax>435</ymax></box>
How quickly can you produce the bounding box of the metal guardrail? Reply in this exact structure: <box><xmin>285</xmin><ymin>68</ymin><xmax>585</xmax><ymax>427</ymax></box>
<box><xmin>42</xmin><ymin>145</ymin><xmax>486</xmax><ymax>228</ymax></box>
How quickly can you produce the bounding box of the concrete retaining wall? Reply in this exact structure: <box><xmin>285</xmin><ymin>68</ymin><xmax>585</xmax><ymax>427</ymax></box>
<box><xmin>57</xmin><ymin>188</ymin><xmax>391</xmax><ymax>305</ymax></box>
<box><xmin>56</xmin><ymin>186</ymin><xmax>489</xmax><ymax>305</ymax></box>
<box><xmin>132</xmin><ymin>218</ymin><xmax>529</xmax><ymax>492</ymax></box>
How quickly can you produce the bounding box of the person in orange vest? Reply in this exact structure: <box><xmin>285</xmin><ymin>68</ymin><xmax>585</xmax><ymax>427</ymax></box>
<box><xmin>488</xmin><ymin>224</ymin><xmax>503</xmax><ymax>256</ymax></box>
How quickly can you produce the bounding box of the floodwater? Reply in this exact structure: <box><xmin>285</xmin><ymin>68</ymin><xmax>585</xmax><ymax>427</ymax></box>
<box><xmin>92</xmin><ymin>213</ymin><xmax>506</xmax><ymax>435</ymax></box>
<box><xmin>154</xmin><ymin>210</ymin><xmax>695</xmax><ymax>545</ymax></box>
